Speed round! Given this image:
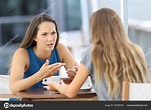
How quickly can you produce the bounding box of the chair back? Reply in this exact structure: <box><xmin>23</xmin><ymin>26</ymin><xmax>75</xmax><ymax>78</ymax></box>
<box><xmin>122</xmin><ymin>81</ymin><xmax>151</xmax><ymax>101</ymax></box>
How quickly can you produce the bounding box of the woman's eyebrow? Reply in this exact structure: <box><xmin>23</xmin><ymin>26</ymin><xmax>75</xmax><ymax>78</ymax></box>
<box><xmin>51</xmin><ymin>30</ymin><xmax>56</xmax><ymax>32</ymax></box>
<box><xmin>41</xmin><ymin>32</ymin><xmax>49</xmax><ymax>33</ymax></box>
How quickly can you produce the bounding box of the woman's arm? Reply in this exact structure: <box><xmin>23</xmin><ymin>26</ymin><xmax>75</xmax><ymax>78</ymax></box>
<box><xmin>9</xmin><ymin>48</ymin><xmax>64</xmax><ymax>94</ymax></box>
<box><xmin>43</xmin><ymin>63</ymin><xmax>90</xmax><ymax>98</ymax></box>
<box><xmin>57</xmin><ymin>43</ymin><xmax>79</xmax><ymax>77</ymax></box>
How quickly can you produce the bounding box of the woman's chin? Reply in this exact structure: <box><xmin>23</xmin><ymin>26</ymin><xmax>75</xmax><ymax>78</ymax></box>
<box><xmin>46</xmin><ymin>47</ymin><xmax>54</xmax><ymax>51</ymax></box>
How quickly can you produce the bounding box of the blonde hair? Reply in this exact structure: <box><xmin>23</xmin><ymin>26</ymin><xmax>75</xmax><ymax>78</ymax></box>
<box><xmin>90</xmin><ymin>8</ymin><xmax>149</xmax><ymax>98</ymax></box>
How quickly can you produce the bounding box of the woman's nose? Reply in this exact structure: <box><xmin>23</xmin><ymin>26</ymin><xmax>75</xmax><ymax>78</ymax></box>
<box><xmin>48</xmin><ymin>35</ymin><xmax>53</xmax><ymax>41</ymax></box>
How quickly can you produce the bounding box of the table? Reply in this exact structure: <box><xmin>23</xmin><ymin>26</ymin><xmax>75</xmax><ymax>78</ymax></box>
<box><xmin>0</xmin><ymin>88</ymin><xmax>97</xmax><ymax>101</ymax></box>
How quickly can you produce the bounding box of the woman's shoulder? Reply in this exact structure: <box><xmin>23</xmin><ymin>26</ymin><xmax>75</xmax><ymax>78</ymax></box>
<box><xmin>56</xmin><ymin>43</ymin><xmax>69</xmax><ymax>53</ymax></box>
<box><xmin>56</xmin><ymin>43</ymin><xmax>72</xmax><ymax>61</ymax></box>
<box><xmin>133</xmin><ymin>44</ymin><xmax>144</xmax><ymax>55</ymax></box>
<box><xmin>13</xmin><ymin>48</ymin><xmax>28</xmax><ymax>59</ymax></box>
<box><xmin>56</xmin><ymin>42</ymin><xmax>66</xmax><ymax>49</ymax></box>
<box><xmin>82</xmin><ymin>45</ymin><xmax>92</xmax><ymax>56</ymax></box>
<box><xmin>14</xmin><ymin>48</ymin><xmax>27</xmax><ymax>55</ymax></box>
<box><xmin>12</xmin><ymin>48</ymin><xmax>29</xmax><ymax>67</ymax></box>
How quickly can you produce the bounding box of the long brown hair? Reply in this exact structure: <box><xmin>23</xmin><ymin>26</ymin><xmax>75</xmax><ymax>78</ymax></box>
<box><xmin>90</xmin><ymin>8</ymin><xmax>149</xmax><ymax>98</ymax></box>
<box><xmin>20</xmin><ymin>13</ymin><xmax>59</xmax><ymax>48</ymax></box>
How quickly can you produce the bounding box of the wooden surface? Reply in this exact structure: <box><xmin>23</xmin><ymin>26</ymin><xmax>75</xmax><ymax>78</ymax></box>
<box><xmin>0</xmin><ymin>88</ymin><xmax>97</xmax><ymax>101</ymax></box>
<box><xmin>0</xmin><ymin>94</ymin><xmax>21</xmax><ymax>98</ymax></box>
<box><xmin>122</xmin><ymin>81</ymin><xmax>129</xmax><ymax>101</ymax></box>
<box><xmin>17</xmin><ymin>88</ymin><xmax>97</xmax><ymax>101</ymax></box>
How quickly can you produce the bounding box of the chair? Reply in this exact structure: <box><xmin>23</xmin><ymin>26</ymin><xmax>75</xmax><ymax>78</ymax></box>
<box><xmin>0</xmin><ymin>75</ymin><xmax>11</xmax><ymax>101</ymax></box>
<box><xmin>122</xmin><ymin>81</ymin><xmax>151</xmax><ymax>101</ymax></box>
<box><xmin>0</xmin><ymin>75</ymin><xmax>11</xmax><ymax>94</ymax></box>
<box><xmin>149</xmin><ymin>68</ymin><xmax>151</xmax><ymax>79</ymax></box>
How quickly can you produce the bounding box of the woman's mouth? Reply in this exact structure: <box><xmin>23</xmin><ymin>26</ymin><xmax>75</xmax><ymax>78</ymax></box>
<box><xmin>47</xmin><ymin>43</ymin><xmax>54</xmax><ymax>48</ymax></box>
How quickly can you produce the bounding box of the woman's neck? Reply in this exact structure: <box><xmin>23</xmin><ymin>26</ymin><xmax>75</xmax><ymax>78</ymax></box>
<box><xmin>33</xmin><ymin>46</ymin><xmax>52</xmax><ymax>60</ymax></box>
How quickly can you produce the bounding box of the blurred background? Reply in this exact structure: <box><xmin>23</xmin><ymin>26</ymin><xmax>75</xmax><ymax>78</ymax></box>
<box><xmin>0</xmin><ymin>0</ymin><xmax>151</xmax><ymax>75</ymax></box>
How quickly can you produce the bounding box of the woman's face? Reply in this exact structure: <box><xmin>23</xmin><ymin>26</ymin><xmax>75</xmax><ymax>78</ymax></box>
<box><xmin>34</xmin><ymin>21</ymin><xmax>57</xmax><ymax>51</ymax></box>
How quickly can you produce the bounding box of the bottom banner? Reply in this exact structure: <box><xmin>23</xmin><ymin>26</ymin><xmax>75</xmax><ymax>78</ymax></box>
<box><xmin>0</xmin><ymin>101</ymin><xmax>151</xmax><ymax>110</ymax></box>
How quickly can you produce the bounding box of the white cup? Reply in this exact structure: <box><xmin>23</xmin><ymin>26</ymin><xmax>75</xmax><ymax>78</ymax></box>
<box><xmin>43</xmin><ymin>76</ymin><xmax>60</xmax><ymax>83</ymax></box>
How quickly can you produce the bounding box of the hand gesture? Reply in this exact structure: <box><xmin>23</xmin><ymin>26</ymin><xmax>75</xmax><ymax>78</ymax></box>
<box><xmin>66</xmin><ymin>62</ymin><xmax>78</xmax><ymax>79</ymax></box>
<box><xmin>39</xmin><ymin>60</ymin><xmax>65</xmax><ymax>78</ymax></box>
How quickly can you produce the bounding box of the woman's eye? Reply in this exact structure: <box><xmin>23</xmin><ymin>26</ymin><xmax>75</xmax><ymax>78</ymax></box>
<box><xmin>51</xmin><ymin>31</ymin><xmax>57</xmax><ymax>35</ymax></box>
<box><xmin>42</xmin><ymin>33</ymin><xmax>47</xmax><ymax>36</ymax></box>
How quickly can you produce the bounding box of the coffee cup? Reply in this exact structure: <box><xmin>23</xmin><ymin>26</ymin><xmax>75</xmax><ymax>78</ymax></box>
<box><xmin>60</xmin><ymin>78</ymin><xmax>72</xmax><ymax>85</ymax></box>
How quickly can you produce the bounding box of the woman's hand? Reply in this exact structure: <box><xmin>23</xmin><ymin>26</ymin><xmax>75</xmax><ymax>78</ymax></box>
<box><xmin>66</xmin><ymin>62</ymin><xmax>78</xmax><ymax>79</ymax></box>
<box><xmin>39</xmin><ymin>60</ymin><xmax>65</xmax><ymax>78</ymax></box>
<box><xmin>43</xmin><ymin>81</ymin><xmax>60</xmax><ymax>91</ymax></box>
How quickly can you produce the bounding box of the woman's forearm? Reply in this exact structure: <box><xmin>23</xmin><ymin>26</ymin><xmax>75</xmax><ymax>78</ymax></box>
<box><xmin>56</xmin><ymin>84</ymin><xmax>78</xmax><ymax>98</ymax></box>
<box><xmin>9</xmin><ymin>71</ymin><xmax>43</xmax><ymax>94</ymax></box>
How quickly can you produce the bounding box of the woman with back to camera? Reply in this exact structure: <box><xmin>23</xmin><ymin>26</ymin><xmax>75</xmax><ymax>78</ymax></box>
<box><xmin>9</xmin><ymin>13</ymin><xmax>78</xmax><ymax>94</ymax></box>
<box><xmin>43</xmin><ymin>8</ymin><xmax>150</xmax><ymax>100</ymax></box>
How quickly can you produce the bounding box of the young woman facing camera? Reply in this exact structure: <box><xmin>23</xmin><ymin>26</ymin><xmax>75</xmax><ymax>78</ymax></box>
<box><xmin>9</xmin><ymin>14</ymin><xmax>78</xmax><ymax>94</ymax></box>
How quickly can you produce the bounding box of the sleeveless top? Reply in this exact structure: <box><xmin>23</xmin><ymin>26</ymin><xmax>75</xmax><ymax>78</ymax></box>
<box><xmin>24</xmin><ymin>47</ymin><xmax>60</xmax><ymax>89</ymax></box>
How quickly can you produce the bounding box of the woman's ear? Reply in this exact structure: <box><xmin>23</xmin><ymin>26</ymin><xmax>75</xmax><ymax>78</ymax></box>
<box><xmin>33</xmin><ymin>36</ymin><xmax>37</xmax><ymax>41</ymax></box>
